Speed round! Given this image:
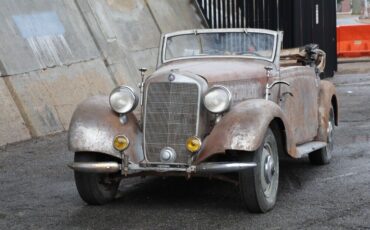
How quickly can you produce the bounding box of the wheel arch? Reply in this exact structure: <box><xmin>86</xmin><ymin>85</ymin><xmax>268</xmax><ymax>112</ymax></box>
<box><xmin>315</xmin><ymin>80</ymin><xmax>338</xmax><ymax>142</ymax></box>
<box><xmin>270</xmin><ymin>117</ymin><xmax>289</xmax><ymax>159</ymax></box>
<box><xmin>331</xmin><ymin>94</ymin><xmax>339</xmax><ymax>126</ymax></box>
<box><xmin>194</xmin><ymin>99</ymin><xmax>297</xmax><ymax>164</ymax></box>
<box><xmin>68</xmin><ymin>95</ymin><xmax>144</xmax><ymax>163</ymax></box>
<box><xmin>74</xmin><ymin>151</ymin><xmax>121</xmax><ymax>162</ymax></box>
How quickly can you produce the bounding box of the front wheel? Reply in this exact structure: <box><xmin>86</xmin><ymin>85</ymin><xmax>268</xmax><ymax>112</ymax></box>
<box><xmin>239</xmin><ymin>128</ymin><xmax>279</xmax><ymax>213</ymax></box>
<box><xmin>74</xmin><ymin>152</ymin><xmax>120</xmax><ymax>205</ymax></box>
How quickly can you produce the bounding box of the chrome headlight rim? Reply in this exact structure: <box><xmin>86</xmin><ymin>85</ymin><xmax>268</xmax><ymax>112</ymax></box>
<box><xmin>203</xmin><ymin>85</ymin><xmax>232</xmax><ymax>114</ymax></box>
<box><xmin>109</xmin><ymin>86</ymin><xmax>138</xmax><ymax>114</ymax></box>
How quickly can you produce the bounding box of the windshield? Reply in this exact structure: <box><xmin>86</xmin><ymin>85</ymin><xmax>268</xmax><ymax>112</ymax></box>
<box><xmin>162</xmin><ymin>29</ymin><xmax>277</xmax><ymax>63</ymax></box>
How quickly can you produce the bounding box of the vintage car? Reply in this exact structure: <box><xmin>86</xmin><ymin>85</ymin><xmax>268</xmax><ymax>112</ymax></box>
<box><xmin>68</xmin><ymin>28</ymin><xmax>338</xmax><ymax>213</ymax></box>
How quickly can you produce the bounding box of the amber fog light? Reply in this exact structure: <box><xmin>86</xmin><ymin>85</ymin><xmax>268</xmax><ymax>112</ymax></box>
<box><xmin>186</xmin><ymin>136</ymin><xmax>202</xmax><ymax>153</ymax></box>
<box><xmin>113</xmin><ymin>135</ymin><xmax>129</xmax><ymax>151</ymax></box>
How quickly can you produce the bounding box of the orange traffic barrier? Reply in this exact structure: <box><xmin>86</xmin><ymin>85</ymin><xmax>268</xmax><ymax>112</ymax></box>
<box><xmin>337</xmin><ymin>25</ymin><xmax>370</xmax><ymax>57</ymax></box>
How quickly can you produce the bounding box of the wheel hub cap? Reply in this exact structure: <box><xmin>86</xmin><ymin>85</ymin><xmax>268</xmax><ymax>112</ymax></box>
<box><xmin>327</xmin><ymin>120</ymin><xmax>334</xmax><ymax>150</ymax></box>
<box><xmin>264</xmin><ymin>155</ymin><xmax>275</xmax><ymax>184</ymax></box>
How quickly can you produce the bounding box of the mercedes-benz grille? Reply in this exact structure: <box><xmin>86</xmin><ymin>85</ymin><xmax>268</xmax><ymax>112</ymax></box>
<box><xmin>144</xmin><ymin>82</ymin><xmax>200</xmax><ymax>164</ymax></box>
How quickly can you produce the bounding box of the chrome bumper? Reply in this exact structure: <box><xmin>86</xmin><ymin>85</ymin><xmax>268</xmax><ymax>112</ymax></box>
<box><xmin>68</xmin><ymin>162</ymin><xmax>257</xmax><ymax>174</ymax></box>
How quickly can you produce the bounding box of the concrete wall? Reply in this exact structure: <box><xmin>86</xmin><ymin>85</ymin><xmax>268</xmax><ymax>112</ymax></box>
<box><xmin>0</xmin><ymin>78</ymin><xmax>31</xmax><ymax>146</ymax></box>
<box><xmin>0</xmin><ymin>0</ymin><xmax>203</xmax><ymax>146</ymax></box>
<box><xmin>0</xmin><ymin>0</ymin><xmax>100</xmax><ymax>75</ymax></box>
<box><xmin>76</xmin><ymin>0</ymin><xmax>204</xmax><ymax>89</ymax></box>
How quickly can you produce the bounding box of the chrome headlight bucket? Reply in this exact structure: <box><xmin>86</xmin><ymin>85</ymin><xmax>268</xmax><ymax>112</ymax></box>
<box><xmin>203</xmin><ymin>85</ymin><xmax>232</xmax><ymax>114</ymax></box>
<box><xmin>109</xmin><ymin>86</ymin><xmax>138</xmax><ymax>114</ymax></box>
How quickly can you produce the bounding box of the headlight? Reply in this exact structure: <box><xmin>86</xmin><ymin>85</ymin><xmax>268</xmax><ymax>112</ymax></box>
<box><xmin>109</xmin><ymin>86</ymin><xmax>138</xmax><ymax>114</ymax></box>
<box><xmin>203</xmin><ymin>85</ymin><xmax>232</xmax><ymax>113</ymax></box>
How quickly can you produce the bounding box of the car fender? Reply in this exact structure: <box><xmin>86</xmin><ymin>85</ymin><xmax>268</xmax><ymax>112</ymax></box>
<box><xmin>195</xmin><ymin>99</ymin><xmax>297</xmax><ymax>163</ymax></box>
<box><xmin>315</xmin><ymin>80</ymin><xmax>338</xmax><ymax>142</ymax></box>
<box><xmin>68</xmin><ymin>96</ymin><xmax>144</xmax><ymax>163</ymax></box>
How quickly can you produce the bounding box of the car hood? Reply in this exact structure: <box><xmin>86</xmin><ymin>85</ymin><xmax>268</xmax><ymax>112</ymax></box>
<box><xmin>152</xmin><ymin>58</ymin><xmax>269</xmax><ymax>83</ymax></box>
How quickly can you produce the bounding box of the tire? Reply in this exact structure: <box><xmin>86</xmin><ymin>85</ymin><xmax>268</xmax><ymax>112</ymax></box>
<box><xmin>309</xmin><ymin>106</ymin><xmax>335</xmax><ymax>165</ymax></box>
<box><xmin>74</xmin><ymin>152</ymin><xmax>120</xmax><ymax>205</ymax></box>
<box><xmin>239</xmin><ymin>128</ymin><xmax>279</xmax><ymax>213</ymax></box>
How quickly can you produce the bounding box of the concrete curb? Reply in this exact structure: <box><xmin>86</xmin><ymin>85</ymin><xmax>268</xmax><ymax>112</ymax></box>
<box><xmin>337</xmin><ymin>62</ymin><xmax>370</xmax><ymax>75</ymax></box>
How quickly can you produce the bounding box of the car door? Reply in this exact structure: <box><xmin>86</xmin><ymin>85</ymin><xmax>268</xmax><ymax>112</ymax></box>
<box><xmin>278</xmin><ymin>66</ymin><xmax>320</xmax><ymax>145</ymax></box>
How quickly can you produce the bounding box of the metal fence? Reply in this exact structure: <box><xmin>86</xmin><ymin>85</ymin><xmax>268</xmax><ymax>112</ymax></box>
<box><xmin>194</xmin><ymin>0</ymin><xmax>337</xmax><ymax>77</ymax></box>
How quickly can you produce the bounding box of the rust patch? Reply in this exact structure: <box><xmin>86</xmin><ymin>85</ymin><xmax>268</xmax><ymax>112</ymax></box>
<box><xmin>279</xmin><ymin>66</ymin><xmax>319</xmax><ymax>144</ymax></box>
<box><xmin>194</xmin><ymin>99</ymin><xmax>297</xmax><ymax>164</ymax></box>
<box><xmin>69</xmin><ymin>96</ymin><xmax>144</xmax><ymax>163</ymax></box>
<box><xmin>315</xmin><ymin>80</ymin><xmax>337</xmax><ymax>142</ymax></box>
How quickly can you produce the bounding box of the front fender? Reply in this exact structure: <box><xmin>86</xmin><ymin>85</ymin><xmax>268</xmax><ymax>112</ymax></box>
<box><xmin>195</xmin><ymin>99</ymin><xmax>297</xmax><ymax>163</ymax></box>
<box><xmin>68</xmin><ymin>96</ymin><xmax>144</xmax><ymax>163</ymax></box>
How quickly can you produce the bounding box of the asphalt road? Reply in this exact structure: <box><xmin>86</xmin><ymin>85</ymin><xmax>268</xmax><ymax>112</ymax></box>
<box><xmin>1</xmin><ymin>73</ymin><xmax>370</xmax><ymax>230</ymax></box>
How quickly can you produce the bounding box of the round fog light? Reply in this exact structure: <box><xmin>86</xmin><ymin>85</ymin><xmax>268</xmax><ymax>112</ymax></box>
<box><xmin>186</xmin><ymin>136</ymin><xmax>202</xmax><ymax>153</ymax></box>
<box><xmin>113</xmin><ymin>135</ymin><xmax>129</xmax><ymax>151</ymax></box>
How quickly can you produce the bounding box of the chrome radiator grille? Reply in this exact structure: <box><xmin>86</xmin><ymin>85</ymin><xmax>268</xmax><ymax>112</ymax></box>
<box><xmin>144</xmin><ymin>82</ymin><xmax>199</xmax><ymax>164</ymax></box>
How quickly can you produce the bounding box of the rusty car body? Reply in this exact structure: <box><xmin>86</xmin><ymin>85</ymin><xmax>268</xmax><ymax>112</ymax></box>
<box><xmin>68</xmin><ymin>28</ymin><xmax>338</xmax><ymax>213</ymax></box>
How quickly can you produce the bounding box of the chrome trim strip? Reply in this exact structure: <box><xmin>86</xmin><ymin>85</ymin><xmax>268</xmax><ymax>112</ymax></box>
<box><xmin>68</xmin><ymin>162</ymin><xmax>257</xmax><ymax>174</ymax></box>
<box><xmin>68</xmin><ymin>162</ymin><xmax>121</xmax><ymax>173</ymax></box>
<box><xmin>195</xmin><ymin>162</ymin><xmax>257</xmax><ymax>174</ymax></box>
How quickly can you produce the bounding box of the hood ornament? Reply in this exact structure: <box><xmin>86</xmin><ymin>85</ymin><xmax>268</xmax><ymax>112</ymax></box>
<box><xmin>168</xmin><ymin>73</ymin><xmax>175</xmax><ymax>82</ymax></box>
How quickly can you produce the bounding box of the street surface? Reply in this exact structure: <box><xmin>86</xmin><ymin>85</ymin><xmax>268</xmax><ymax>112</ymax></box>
<box><xmin>0</xmin><ymin>73</ymin><xmax>370</xmax><ymax>229</ymax></box>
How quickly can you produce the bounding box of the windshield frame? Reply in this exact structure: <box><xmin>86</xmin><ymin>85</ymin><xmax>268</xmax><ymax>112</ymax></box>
<box><xmin>159</xmin><ymin>28</ymin><xmax>279</xmax><ymax>66</ymax></box>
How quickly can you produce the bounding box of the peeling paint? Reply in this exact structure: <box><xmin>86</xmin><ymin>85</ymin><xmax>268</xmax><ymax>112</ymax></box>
<box><xmin>230</xmin><ymin>133</ymin><xmax>257</xmax><ymax>150</ymax></box>
<box><xmin>27</xmin><ymin>35</ymin><xmax>73</xmax><ymax>68</ymax></box>
<box><xmin>12</xmin><ymin>12</ymin><xmax>65</xmax><ymax>38</ymax></box>
<box><xmin>12</xmin><ymin>11</ymin><xmax>73</xmax><ymax>68</ymax></box>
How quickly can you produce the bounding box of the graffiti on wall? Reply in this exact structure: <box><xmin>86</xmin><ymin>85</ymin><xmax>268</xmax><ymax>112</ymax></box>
<box><xmin>12</xmin><ymin>11</ymin><xmax>73</xmax><ymax>68</ymax></box>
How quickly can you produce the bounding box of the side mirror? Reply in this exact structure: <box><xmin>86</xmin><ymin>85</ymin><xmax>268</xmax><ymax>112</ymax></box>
<box><xmin>139</xmin><ymin>68</ymin><xmax>147</xmax><ymax>77</ymax></box>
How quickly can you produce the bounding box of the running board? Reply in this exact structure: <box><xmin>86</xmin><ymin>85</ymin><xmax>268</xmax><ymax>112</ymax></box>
<box><xmin>296</xmin><ymin>141</ymin><xmax>327</xmax><ymax>158</ymax></box>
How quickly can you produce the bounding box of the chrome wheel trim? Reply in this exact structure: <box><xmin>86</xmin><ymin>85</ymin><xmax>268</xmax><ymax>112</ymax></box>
<box><xmin>326</xmin><ymin>109</ymin><xmax>335</xmax><ymax>158</ymax></box>
<box><xmin>264</xmin><ymin>155</ymin><xmax>274</xmax><ymax>184</ymax></box>
<box><xmin>260</xmin><ymin>143</ymin><xmax>278</xmax><ymax>198</ymax></box>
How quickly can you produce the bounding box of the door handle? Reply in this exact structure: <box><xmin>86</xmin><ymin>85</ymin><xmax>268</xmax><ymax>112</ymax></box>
<box><xmin>265</xmin><ymin>81</ymin><xmax>290</xmax><ymax>100</ymax></box>
<box><xmin>266</xmin><ymin>81</ymin><xmax>290</xmax><ymax>89</ymax></box>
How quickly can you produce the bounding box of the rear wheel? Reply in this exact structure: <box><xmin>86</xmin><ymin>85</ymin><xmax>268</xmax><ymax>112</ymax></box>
<box><xmin>309</xmin><ymin>106</ymin><xmax>335</xmax><ymax>165</ymax></box>
<box><xmin>74</xmin><ymin>152</ymin><xmax>120</xmax><ymax>205</ymax></box>
<box><xmin>239</xmin><ymin>128</ymin><xmax>279</xmax><ymax>213</ymax></box>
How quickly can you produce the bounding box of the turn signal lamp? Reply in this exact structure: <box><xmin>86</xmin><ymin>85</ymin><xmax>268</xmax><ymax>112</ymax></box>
<box><xmin>186</xmin><ymin>136</ymin><xmax>202</xmax><ymax>153</ymax></box>
<box><xmin>113</xmin><ymin>135</ymin><xmax>129</xmax><ymax>151</ymax></box>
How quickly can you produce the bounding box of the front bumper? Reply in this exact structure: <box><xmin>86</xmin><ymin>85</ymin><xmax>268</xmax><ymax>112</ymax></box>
<box><xmin>68</xmin><ymin>162</ymin><xmax>256</xmax><ymax>175</ymax></box>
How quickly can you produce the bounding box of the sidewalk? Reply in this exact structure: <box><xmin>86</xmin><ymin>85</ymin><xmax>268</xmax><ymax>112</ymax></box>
<box><xmin>337</xmin><ymin>60</ymin><xmax>370</xmax><ymax>75</ymax></box>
